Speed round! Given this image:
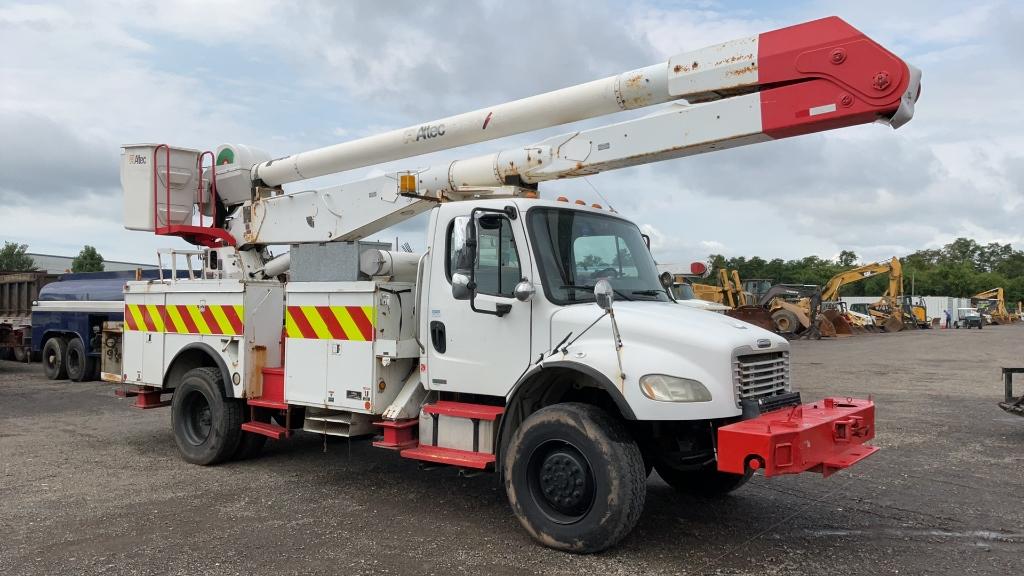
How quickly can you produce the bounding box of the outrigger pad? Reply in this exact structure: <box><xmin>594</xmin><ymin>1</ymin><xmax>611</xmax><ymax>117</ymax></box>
<box><xmin>717</xmin><ymin>397</ymin><xmax>877</xmax><ymax>478</ymax></box>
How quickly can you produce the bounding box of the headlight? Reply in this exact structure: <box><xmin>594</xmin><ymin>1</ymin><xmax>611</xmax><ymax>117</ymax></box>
<box><xmin>639</xmin><ymin>374</ymin><xmax>711</xmax><ymax>402</ymax></box>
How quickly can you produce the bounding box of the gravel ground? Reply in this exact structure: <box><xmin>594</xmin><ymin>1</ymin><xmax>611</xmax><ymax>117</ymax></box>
<box><xmin>1</xmin><ymin>325</ymin><xmax>1022</xmax><ymax>575</ymax></box>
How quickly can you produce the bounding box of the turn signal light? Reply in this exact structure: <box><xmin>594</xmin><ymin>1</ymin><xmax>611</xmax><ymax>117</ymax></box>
<box><xmin>399</xmin><ymin>174</ymin><xmax>417</xmax><ymax>194</ymax></box>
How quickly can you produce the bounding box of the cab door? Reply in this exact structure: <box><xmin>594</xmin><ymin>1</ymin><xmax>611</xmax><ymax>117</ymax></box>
<box><xmin>425</xmin><ymin>205</ymin><xmax>533</xmax><ymax>397</ymax></box>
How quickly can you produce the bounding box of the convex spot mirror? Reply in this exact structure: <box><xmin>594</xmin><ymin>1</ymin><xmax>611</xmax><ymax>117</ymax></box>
<box><xmin>513</xmin><ymin>279</ymin><xmax>535</xmax><ymax>302</ymax></box>
<box><xmin>594</xmin><ymin>278</ymin><xmax>614</xmax><ymax>311</ymax></box>
<box><xmin>452</xmin><ymin>272</ymin><xmax>472</xmax><ymax>301</ymax></box>
<box><xmin>659</xmin><ymin>271</ymin><xmax>674</xmax><ymax>290</ymax></box>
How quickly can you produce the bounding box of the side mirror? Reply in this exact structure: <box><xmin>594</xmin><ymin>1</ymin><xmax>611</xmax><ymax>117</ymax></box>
<box><xmin>594</xmin><ymin>279</ymin><xmax>614</xmax><ymax>311</ymax></box>
<box><xmin>659</xmin><ymin>271</ymin><xmax>674</xmax><ymax>289</ymax></box>
<box><xmin>513</xmin><ymin>279</ymin><xmax>535</xmax><ymax>302</ymax></box>
<box><xmin>452</xmin><ymin>272</ymin><xmax>472</xmax><ymax>301</ymax></box>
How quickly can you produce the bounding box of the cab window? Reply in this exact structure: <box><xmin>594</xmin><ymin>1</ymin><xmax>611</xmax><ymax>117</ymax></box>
<box><xmin>447</xmin><ymin>215</ymin><xmax>522</xmax><ymax>298</ymax></box>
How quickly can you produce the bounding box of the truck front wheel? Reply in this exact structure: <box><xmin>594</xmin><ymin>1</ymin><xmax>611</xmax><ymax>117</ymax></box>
<box><xmin>42</xmin><ymin>337</ymin><xmax>68</xmax><ymax>380</ymax></box>
<box><xmin>654</xmin><ymin>460</ymin><xmax>752</xmax><ymax>497</ymax></box>
<box><xmin>503</xmin><ymin>403</ymin><xmax>646</xmax><ymax>554</ymax></box>
<box><xmin>171</xmin><ymin>367</ymin><xmax>243</xmax><ymax>465</ymax></box>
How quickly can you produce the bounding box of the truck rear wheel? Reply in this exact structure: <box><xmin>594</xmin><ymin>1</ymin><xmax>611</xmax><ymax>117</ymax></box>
<box><xmin>66</xmin><ymin>337</ymin><xmax>95</xmax><ymax>382</ymax></box>
<box><xmin>503</xmin><ymin>403</ymin><xmax>646</xmax><ymax>554</ymax></box>
<box><xmin>654</xmin><ymin>460</ymin><xmax>752</xmax><ymax>497</ymax></box>
<box><xmin>42</xmin><ymin>337</ymin><xmax>68</xmax><ymax>380</ymax></box>
<box><xmin>171</xmin><ymin>367</ymin><xmax>243</xmax><ymax>466</ymax></box>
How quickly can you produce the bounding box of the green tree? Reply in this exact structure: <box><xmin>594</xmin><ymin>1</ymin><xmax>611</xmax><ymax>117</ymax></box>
<box><xmin>837</xmin><ymin>250</ymin><xmax>858</xmax><ymax>267</ymax></box>
<box><xmin>0</xmin><ymin>242</ymin><xmax>36</xmax><ymax>272</ymax></box>
<box><xmin>71</xmin><ymin>245</ymin><xmax>105</xmax><ymax>273</ymax></box>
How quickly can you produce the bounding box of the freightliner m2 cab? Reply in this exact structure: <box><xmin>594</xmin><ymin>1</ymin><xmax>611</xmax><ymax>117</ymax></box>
<box><xmin>111</xmin><ymin>16</ymin><xmax>918</xmax><ymax>552</ymax></box>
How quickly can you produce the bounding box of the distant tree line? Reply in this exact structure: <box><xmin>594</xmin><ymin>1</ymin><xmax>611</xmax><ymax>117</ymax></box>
<box><xmin>708</xmin><ymin>238</ymin><xmax>1024</xmax><ymax>304</ymax></box>
<box><xmin>0</xmin><ymin>241</ymin><xmax>104</xmax><ymax>273</ymax></box>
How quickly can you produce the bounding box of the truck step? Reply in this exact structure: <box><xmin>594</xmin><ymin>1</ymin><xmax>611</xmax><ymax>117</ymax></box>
<box><xmin>400</xmin><ymin>445</ymin><xmax>495</xmax><ymax>470</ymax></box>
<box><xmin>247</xmin><ymin>398</ymin><xmax>289</xmax><ymax>410</ymax></box>
<box><xmin>240</xmin><ymin>421</ymin><xmax>288</xmax><ymax>440</ymax></box>
<box><xmin>423</xmin><ymin>401</ymin><xmax>505</xmax><ymax>421</ymax></box>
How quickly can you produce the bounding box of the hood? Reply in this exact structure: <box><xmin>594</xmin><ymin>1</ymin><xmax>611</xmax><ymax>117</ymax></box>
<box><xmin>551</xmin><ymin>300</ymin><xmax>785</xmax><ymax>350</ymax></box>
<box><xmin>546</xmin><ymin>300</ymin><xmax>789</xmax><ymax>420</ymax></box>
<box><xmin>676</xmin><ymin>298</ymin><xmax>732</xmax><ymax>312</ymax></box>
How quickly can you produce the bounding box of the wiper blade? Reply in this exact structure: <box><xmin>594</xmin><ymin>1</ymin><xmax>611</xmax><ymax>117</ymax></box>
<box><xmin>631</xmin><ymin>290</ymin><xmax>663</xmax><ymax>296</ymax></box>
<box><xmin>561</xmin><ymin>284</ymin><xmax>633</xmax><ymax>301</ymax></box>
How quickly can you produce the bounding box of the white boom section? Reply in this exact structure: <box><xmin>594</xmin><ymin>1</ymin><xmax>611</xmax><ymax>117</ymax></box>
<box><xmin>230</xmin><ymin>91</ymin><xmax>813</xmax><ymax>245</ymax></box>
<box><xmin>249</xmin><ymin>33</ymin><xmax>778</xmax><ymax>188</ymax></box>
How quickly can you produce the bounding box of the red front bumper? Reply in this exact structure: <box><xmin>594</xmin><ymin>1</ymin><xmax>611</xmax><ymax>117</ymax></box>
<box><xmin>717</xmin><ymin>397</ymin><xmax>878</xmax><ymax>478</ymax></box>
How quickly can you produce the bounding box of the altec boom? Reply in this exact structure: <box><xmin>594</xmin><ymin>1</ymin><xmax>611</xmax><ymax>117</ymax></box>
<box><xmin>112</xmin><ymin>16</ymin><xmax>918</xmax><ymax>553</ymax></box>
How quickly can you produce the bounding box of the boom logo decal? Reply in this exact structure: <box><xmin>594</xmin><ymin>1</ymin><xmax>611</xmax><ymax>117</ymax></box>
<box><xmin>124</xmin><ymin>304</ymin><xmax>244</xmax><ymax>335</ymax></box>
<box><xmin>285</xmin><ymin>305</ymin><xmax>375</xmax><ymax>341</ymax></box>
<box><xmin>415</xmin><ymin>123</ymin><xmax>446</xmax><ymax>141</ymax></box>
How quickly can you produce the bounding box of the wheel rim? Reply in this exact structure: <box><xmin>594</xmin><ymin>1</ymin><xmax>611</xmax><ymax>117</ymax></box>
<box><xmin>45</xmin><ymin>348</ymin><xmax>58</xmax><ymax>370</ymax></box>
<box><xmin>526</xmin><ymin>439</ymin><xmax>596</xmax><ymax>524</ymax></box>
<box><xmin>67</xmin><ymin>348</ymin><xmax>80</xmax><ymax>375</ymax></box>
<box><xmin>181</xmin><ymin>390</ymin><xmax>213</xmax><ymax>446</ymax></box>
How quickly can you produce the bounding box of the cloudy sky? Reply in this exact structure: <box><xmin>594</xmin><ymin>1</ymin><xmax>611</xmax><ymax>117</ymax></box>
<box><xmin>2</xmin><ymin>0</ymin><xmax>1022</xmax><ymax>269</ymax></box>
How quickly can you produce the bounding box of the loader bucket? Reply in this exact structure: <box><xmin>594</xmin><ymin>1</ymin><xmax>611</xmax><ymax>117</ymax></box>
<box><xmin>725</xmin><ymin>306</ymin><xmax>775</xmax><ymax>331</ymax></box>
<box><xmin>822</xmin><ymin>310</ymin><xmax>853</xmax><ymax>336</ymax></box>
<box><xmin>882</xmin><ymin>315</ymin><xmax>904</xmax><ymax>332</ymax></box>
<box><xmin>816</xmin><ymin>315</ymin><xmax>837</xmax><ymax>338</ymax></box>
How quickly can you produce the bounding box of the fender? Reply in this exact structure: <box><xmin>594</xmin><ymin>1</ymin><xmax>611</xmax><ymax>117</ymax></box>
<box><xmin>514</xmin><ymin>360</ymin><xmax>637</xmax><ymax>420</ymax></box>
<box><xmin>495</xmin><ymin>360</ymin><xmax>636</xmax><ymax>479</ymax></box>
<box><xmin>165</xmin><ymin>342</ymin><xmax>235</xmax><ymax>398</ymax></box>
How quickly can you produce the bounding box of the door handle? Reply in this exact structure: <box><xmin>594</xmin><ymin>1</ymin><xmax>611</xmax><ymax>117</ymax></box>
<box><xmin>429</xmin><ymin>321</ymin><xmax>446</xmax><ymax>354</ymax></box>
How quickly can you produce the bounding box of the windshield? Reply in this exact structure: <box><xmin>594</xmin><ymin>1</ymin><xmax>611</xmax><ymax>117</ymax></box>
<box><xmin>527</xmin><ymin>207</ymin><xmax>669</xmax><ymax>304</ymax></box>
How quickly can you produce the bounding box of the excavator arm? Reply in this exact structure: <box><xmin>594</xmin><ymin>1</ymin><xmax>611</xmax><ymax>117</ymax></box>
<box><xmin>820</xmin><ymin>257</ymin><xmax>900</xmax><ymax>301</ymax></box>
<box><xmin>973</xmin><ymin>288</ymin><xmax>1012</xmax><ymax>323</ymax></box>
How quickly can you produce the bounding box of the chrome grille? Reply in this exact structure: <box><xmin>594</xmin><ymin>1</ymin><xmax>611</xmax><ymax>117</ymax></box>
<box><xmin>734</xmin><ymin>351</ymin><xmax>790</xmax><ymax>401</ymax></box>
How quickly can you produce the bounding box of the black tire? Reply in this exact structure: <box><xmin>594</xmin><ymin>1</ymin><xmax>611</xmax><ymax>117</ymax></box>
<box><xmin>771</xmin><ymin>309</ymin><xmax>801</xmax><ymax>334</ymax></box>
<box><xmin>42</xmin><ymin>337</ymin><xmax>68</xmax><ymax>380</ymax></box>
<box><xmin>66</xmin><ymin>337</ymin><xmax>95</xmax><ymax>382</ymax></box>
<box><xmin>654</xmin><ymin>460</ymin><xmax>752</xmax><ymax>497</ymax></box>
<box><xmin>171</xmin><ymin>367</ymin><xmax>243</xmax><ymax>465</ymax></box>
<box><xmin>13</xmin><ymin>347</ymin><xmax>28</xmax><ymax>363</ymax></box>
<box><xmin>233</xmin><ymin>431</ymin><xmax>268</xmax><ymax>461</ymax></box>
<box><xmin>233</xmin><ymin>407</ymin><xmax>272</xmax><ymax>461</ymax></box>
<box><xmin>504</xmin><ymin>403</ymin><xmax>646</xmax><ymax>554</ymax></box>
